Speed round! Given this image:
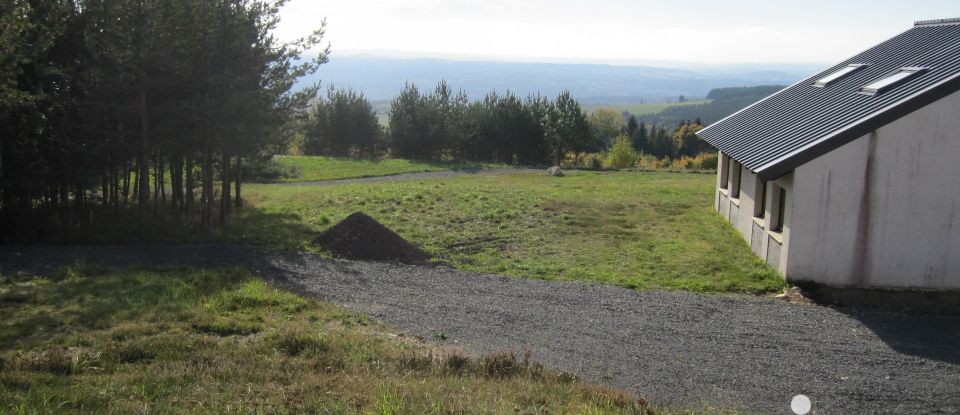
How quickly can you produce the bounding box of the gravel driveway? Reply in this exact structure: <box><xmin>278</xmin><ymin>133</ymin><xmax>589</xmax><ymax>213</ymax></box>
<box><xmin>2</xmin><ymin>244</ymin><xmax>958</xmax><ymax>414</ymax></box>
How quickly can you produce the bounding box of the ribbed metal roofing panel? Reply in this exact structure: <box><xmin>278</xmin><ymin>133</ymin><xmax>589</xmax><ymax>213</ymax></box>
<box><xmin>697</xmin><ymin>19</ymin><xmax>960</xmax><ymax>180</ymax></box>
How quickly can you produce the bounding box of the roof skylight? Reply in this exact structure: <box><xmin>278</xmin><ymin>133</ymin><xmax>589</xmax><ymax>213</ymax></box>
<box><xmin>861</xmin><ymin>67</ymin><xmax>927</xmax><ymax>96</ymax></box>
<box><xmin>813</xmin><ymin>64</ymin><xmax>866</xmax><ymax>87</ymax></box>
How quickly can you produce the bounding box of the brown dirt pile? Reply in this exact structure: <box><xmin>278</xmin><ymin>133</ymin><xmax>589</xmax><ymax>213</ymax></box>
<box><xmin>312</xmin><ymin>212</ymin><xmax>430</xmax><ymax>264</ymax></box>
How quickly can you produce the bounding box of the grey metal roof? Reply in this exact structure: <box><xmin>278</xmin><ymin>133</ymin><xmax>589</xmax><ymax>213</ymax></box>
<box><xmin>697</xmin><ymin>18</ymin><xmax>960</xmax><ymax>180</ymax></box>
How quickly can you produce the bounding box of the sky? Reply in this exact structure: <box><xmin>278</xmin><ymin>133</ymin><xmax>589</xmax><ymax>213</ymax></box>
<box><xmin>275</xmin><ymin>0</ymin><xmax>960</xmax><ymax>66</ymax></box>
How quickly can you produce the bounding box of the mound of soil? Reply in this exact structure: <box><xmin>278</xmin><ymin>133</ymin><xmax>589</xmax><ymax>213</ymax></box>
<box><xmin>312</xmin><ymin>212</ymin><xmax>430</xmax><ymax>264</ymax></box>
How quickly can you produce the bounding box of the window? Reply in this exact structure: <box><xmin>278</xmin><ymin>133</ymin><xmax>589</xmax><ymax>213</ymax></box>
<box><xmin>730</xmin><ymin>162</ymin><xmax>742</xmax><ymax>198</ymax></box>
<box><xmin>813</xmin><ymin>64</ymin><xmax>866</xmax><ymax>87</ymax></box>
<box><xmin>754</xmin><ymin>179</ymin><xmax>767</xmax><ymax>218</ymax></box>
<box><xmin>861</xmin><ymin>67</ymin><xmax>926</xmax><ymax>96</ymax></box>
<box><xmin>719</xmin><ymin>154</ymin><xmax>729</xmax><ymax>189</ymax></box>
<box><xmin>772</xmin><ymin>185</ymin><xmax>787</xmax><ymax>232</ymax></box>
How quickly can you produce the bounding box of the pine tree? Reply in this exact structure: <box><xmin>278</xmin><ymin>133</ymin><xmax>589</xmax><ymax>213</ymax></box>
<box><xmin>626</xmin><ymin>114</ymin><xmax>639</xmax><ymax>137</ymax></box>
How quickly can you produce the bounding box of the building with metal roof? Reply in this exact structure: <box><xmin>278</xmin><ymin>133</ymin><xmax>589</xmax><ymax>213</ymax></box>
<box><xmin>698</xmin><ymin>18</ymin><xmax>960</xmax><ymax>289</ymax></box>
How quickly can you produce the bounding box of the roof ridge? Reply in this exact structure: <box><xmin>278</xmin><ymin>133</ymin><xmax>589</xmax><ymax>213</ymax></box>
<box><xmin>698</xmin><ymin>19</ymin><xmax>960</xmax><ymax>180</ymax></box>
<box><xmin>915</xmin><ymin>18</ymin><xmax>960</xmax><ymax>27</ymax></box>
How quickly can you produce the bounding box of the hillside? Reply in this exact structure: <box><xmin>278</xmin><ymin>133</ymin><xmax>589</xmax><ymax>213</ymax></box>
<box><xmin>634</xmin><ymin>85</ymin><xmax>785</xmax><ymax>127</ymax></box>
<box><xmin>304</xmin><ymin>56</ymin><xmax>817</xmax><ymax>104</ymax></box>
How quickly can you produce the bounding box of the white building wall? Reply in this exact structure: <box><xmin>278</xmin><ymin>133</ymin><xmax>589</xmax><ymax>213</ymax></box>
<box><xmin>789</xmin><ymin>88</ymin><xmax>960</xmax><ymax>289</ymax></box>
<box><xmin>789</xmin><ymin>136</ymin><xmax>870</xmax><ymax>285</ymax></box>
<box><xmin>716</xmin><ymin>153</ymin><xmax>792</xmax><ymax>276</ymax></box>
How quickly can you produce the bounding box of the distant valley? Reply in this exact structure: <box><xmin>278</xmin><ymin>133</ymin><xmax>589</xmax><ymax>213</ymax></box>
<box><xmin>301</xmin><ymin>55</ymin><xmax>822</xmax><ymax>104</ymax></box>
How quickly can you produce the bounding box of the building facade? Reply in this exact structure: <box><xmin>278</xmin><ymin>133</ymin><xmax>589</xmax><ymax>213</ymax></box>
<box><xmin>700</xmin><ymin>19</ymin><xmax>960</xmax><ymax>290</ymax></box>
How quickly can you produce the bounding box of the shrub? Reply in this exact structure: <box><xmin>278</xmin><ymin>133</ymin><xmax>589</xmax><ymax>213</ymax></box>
<box><xmin>696</xmin><ymin>153</ymin><xmax>719</xmax><ymax>170</ymax></box>
<box><xmin>669</xmin><ymin>157</ymin><xmax>692</xmax><ymax>170</ymax></box>
<box><xmin>242</xmin><ymin>157</ymin><xmax>300</xmax><ymax>182</ymax></box>
<box><xmin>633</xmin><ymin>153</ymin><xmax>721</xmax><ymax>171</ymax></box>
<box><xmin>587</xmin><ymin>154</ymin><xmax>604</xmax><ymax>170</ymax></box>
<box><xmin>636</xmin><ymin>153</ymin><xmax>668</xmax><ymax>170</ymax></box>
<box><xmin>604</xmin><ymin>136</ymin><xmax>637</xmax><ymax>169</ymax></box>
<box><xmin>666</xmin><ymin>153</ymin><xmax>718</xmax><ymax>171</ymax></box>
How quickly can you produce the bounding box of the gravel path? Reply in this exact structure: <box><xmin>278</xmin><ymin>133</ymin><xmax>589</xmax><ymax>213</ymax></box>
<box><xmin>2</xmin><ymin>244</ymin><xmax>958</xmax><ymax>414</ymax></box>
<box><xmin>278</xmin><ymin>167</ymin><xmax>544</xmax><ymax>186</ymax></box>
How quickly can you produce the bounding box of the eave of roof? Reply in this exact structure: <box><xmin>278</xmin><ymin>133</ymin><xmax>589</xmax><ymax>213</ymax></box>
<box><xmin>697</xmin><ymin>19</ymin><xmax>960</xmax><ymax>181</ymax></box>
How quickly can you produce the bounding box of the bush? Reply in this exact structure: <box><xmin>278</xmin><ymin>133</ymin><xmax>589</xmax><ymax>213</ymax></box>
<box><xmin>579</xmin><ymin>153</ymin><xmax>604</xmax><ymax>170</ymax></box>
<box><xmin>603</xmin><ymin>136</ymin><xmax>637</xmax><ymax>169</ymax></box>
<box><xmin>242</xmin><ymin>157</ymin><xmax>300</xmax><ymax>182</ymax></box>
<box><xmin>636</xmin><ymin>154</ymin><xmax>669</xmax><ymax>170</ymax></box>
<box><xmin>669</xmin><ymin>157</ymin><xmax>692</xmax><ymax>170</ymax></box>
<box><xmin>634</xmin><ymin>152</ymin><xmax>717</xmax><ymax>171</ymax></box>
<box><xmin>559</xmin><ymin>149</ymin><xmax>717</xmax><ymax>172</ymax></box>
<box><xmin>668</xmin><ymin>153</ymin><xmax>718</xmax><ymax>171</ymax></box>
<box><xmin>697</xmin><ymin>153</ymin><xmax>719</xmax><ymax>170</ymax></box>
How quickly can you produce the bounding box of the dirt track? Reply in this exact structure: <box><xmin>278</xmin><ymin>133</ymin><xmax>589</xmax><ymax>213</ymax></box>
<box><xmin>2</xmin><ymin>244</ymin><xmax>958</xmax><ymax>414</ymax></box>
<box><xmin>277</xmin><ymin>167</ymin><xmax>543</xmax><ymax>186</ymax></box>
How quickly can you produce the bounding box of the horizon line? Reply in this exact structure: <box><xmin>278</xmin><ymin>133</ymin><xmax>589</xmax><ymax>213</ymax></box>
<box><xmin>314</xmin><ymin>48</ymin><xmax>830</xmax><ymax>70</ymax></box>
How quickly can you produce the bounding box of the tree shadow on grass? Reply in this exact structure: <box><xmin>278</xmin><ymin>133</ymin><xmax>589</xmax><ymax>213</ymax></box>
<box><xmin>0</xmin><ymin>200</ymin><xmax>319</xmax><ymax>253</ymax></box>
<box><xmin>0</xmin><ymin>265</ymin><xmax>248</xmax><ymax>350</ymax></box>
<box><xmin>215</xmin><ymin>207</ymin><xmax>318</xmax><ymax>252</ymax></box>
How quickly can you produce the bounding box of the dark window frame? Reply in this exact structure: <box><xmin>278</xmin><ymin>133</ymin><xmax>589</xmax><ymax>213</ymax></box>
<box><xmin>719</xmin><ymin>154</ymin><xmax>729</xmax><ymax>189</ymax></box>
<box><xmin>773</xmin><ymin>186</ymin><xmax>787</xmax><ymax>232</ymax></box>
<box><xmin>730</xmin><ymin>163</ymin><xmax>742</xmax><ymax>198</ymax></box>
<box><xmin>755</xmin><ymin>179</ymin><xmax>767</xmax><ymax>218</ymax></box>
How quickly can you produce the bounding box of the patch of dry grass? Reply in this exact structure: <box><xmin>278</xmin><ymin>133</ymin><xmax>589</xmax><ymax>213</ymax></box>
<box><xmin>0</xmin><ymin>266</ymin><xmax>691</xmax><ymax>414</ymax></box>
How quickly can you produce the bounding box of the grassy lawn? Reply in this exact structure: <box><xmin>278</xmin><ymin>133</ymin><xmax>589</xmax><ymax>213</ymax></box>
<box><xmin>272</xmin><ymin>155</ymin><xmax>505</xmax><ymax>182</ymax></box>
<box><xmin>234</xmin><ymin>170</ymin><xmax>782</xmax><ymax>293</ymax></box>
<box><xmin>0</xmin><ymin>266</ymin><xmax>668</xmax><ymax>414</ymax></box>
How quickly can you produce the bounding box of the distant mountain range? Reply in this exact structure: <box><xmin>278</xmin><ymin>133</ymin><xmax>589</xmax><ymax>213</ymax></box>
<box><xmin>300</xmin><ymin>56</ymin><xmax>823</xmax><ymax>104</ymax></box>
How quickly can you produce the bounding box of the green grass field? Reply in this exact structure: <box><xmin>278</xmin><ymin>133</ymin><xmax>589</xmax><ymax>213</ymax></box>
<box><xmin>584</xmin><ymin>100</ymin><xmax>710</xmax><ymax>115</ymax></box>
<box><xmin>0</xmin><ymin>266</ymin><xmax>666</xmax><ymax>414</ymax></box>
<box><xmin>233</xmin><ymin>170</ymin><xmax>781</xmax><ymax>293</ymax></box>
<box><xmin>272</xmin><ymin>155</ymin><xmax>504</xmax><ymax>182</ymax></box>
<box><xmin>1</xmin><ymin>161</ymin><xmax>769</xmax><ymax>412</ymax></box>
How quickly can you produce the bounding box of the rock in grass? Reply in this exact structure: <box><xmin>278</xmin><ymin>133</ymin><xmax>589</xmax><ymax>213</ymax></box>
<box><xmin>547</xmin><ymin>166</ymin><xmax>564</xmax><ymax>177</ymax></box>
<box><xmin>312</xmin><ymin>212</ymin><xmax>430</xmax><ymax>264</ymax></box>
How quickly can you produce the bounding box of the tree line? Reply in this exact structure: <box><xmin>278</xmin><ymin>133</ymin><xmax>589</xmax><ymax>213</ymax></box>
<box><xmin>0</xmin><ymin>0</ymin><xmax>327</xmax><ymax>240</ymax></box>
<box><xmin>624</xmin><ymin>115</ymin><xmax>711</xmax><ymax>160</ymax></box>
<box><xmin>303</xmin><ymin>82</ymin><xmax>592</xmax><ymax>165</ymax></box>
<box><xmin>301</xmin><ymin>81</ymin><xmax>714</xmax><ymax>165</ymax></box>
<box><xmin>633</xmin><ymin>85</ymin><xmax>783</xmax><ymax>127</ymax></box>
